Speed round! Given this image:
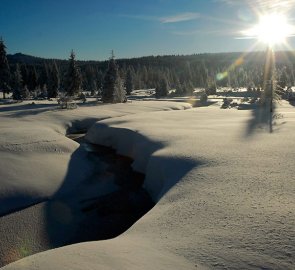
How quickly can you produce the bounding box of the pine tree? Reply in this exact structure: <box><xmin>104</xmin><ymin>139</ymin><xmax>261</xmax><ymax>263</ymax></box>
<box><xmin>21</xmin><ymin>85</ymin><xmax>30</xmax><ymax>99</ymax></box>
<box><xmin>125</xmin><ymin>68</ymin><xmax>134</xmax><ymax>95</ymax></box>
<box><xmin>175</xmin><ymin>78</ymin><xmax>184</xmax><ymax>96</ymax></box>
<box><xmin>85</xmin><ymin>65</ymin><xmax>97</xmax><ymax>95</ymax></box>
<box><xmin>12</xmin><ymin>64</ymin><xmax>23</xmax><ymax>100</ymax></box>
<box><xmin>96</xmin><ymin>69</ymin><xmax>104</xmax><ymax>96</ymax></box>
<box><xmin>0</xmin><ymin>38</ymin><xmax>11</xmax><ymax>99</ymax></box>
<box><xmin>38</xmin><ymin>62</ymin><xmax>49</xmax><ymax>90</ymax></box>
<box><xmin>20</xmin><ymin>64</ymin><xmax>29</xmax><ymax>88</ymax></box>
<box><xmin>183</xmin><ymin>80</ymin><xmax>194</xmax><ymax>95</ymax></box>
<box><xmin>47</xmin><ymin>61</ymin><xmax>60</xmax><ymax>98</ymax></box>
<box><xmin>155</xmin><ymin>75</ymin><xmax>169</xmax><ymax>98</ymax></box>
<box><xmin>102</xmin><ymin>52</ymin><xmax>126</xmax><ymax>103</ymax></box>
<box><xmin>278</xmin><ymin>67</ymin><xmax>289</xmax><ymax>89</ymax></box>
<box><xmin>28</xmin><ymin>66</ymin><xmax>38</xmax><ymax>92</ymax></box>
<box><xmin>64</xmin><ymin>50</ymin><xmax>81</xmax><ymax>96</ymax></box>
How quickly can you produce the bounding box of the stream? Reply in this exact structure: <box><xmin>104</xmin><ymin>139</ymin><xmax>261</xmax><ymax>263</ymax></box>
<box><xmin>0</xmin><ymin>133</ymin><xmax>154</xmax><ymax>267</ymax></box>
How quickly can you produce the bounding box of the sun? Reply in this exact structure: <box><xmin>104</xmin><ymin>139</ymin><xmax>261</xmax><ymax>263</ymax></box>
<box><xmin>243</xmin><ymin>13</ymin><xmax>294</xmax><ymax>46</ymax></box>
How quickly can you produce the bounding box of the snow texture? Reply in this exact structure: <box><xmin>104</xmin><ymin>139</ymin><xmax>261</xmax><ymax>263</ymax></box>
<box><xmin>1</xmin><ymin>99</ymin><xmax>295</xmax><ymax>269</ymax></box>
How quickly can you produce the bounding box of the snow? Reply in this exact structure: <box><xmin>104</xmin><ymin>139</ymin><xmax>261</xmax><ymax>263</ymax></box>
<box><xmin>0</xmin><ymin>100</ymin><xmax>191</xmax><ymax>216</ymax></box>
<box><xmin>1</xmin><ymin>99</ymin><xmax>295</xmax><ymax>269</ymax></box>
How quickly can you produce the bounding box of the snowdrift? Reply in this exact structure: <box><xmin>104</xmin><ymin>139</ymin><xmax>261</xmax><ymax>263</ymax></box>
<box><xmin>1</xmin><ymin>100</ymin><xmax>294</xmax><ymax>269</ymax></box>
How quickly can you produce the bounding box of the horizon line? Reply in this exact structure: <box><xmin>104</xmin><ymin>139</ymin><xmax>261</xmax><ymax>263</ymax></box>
<box><xmin>7</xmin><ymin>49</ymin><xmax>295</xmax><ymax>62</ymax></box>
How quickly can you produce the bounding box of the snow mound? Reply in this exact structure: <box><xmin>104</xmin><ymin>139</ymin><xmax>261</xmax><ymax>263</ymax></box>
<box><xmin>0</xmin><ymin>101</ymin><xmax>191</xmax><ymax>216</ymax></box>
<box><xmin>85</xmin><ymin>121</ymin><xmax>199</xmax><ymax>201</ymax></box>
<box><xmin>1</xmin><ymin>100</ymin><xmax>295</xmax><ymax>269</ymax></box>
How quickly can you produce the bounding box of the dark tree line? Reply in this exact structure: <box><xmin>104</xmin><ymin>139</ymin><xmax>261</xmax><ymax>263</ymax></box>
<box><xmin>0</xmin><ymin>38</ymin><xmax>10</xmax><ymax>99</ymax></box>
<box><xmin>2</xmin><ymin>38</ymin><xmax>295</xmax><ymax>102</ymax></box>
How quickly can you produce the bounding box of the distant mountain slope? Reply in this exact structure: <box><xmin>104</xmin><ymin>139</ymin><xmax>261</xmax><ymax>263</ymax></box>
<box><xmin>7</xmin><ymin>53</ymin><xmax>69</xmax><ymax>66</ymax></box>
<box><xmin>7</xmin><ymin>51</ymin><xmax>295</xmax><ymax>68</ymax></box>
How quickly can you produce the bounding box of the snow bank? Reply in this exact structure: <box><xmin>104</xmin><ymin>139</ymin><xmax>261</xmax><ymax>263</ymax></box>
<box><xmin>85</xmin><ymin>122</ymin><xmax>199</xmax><ymax>201</ymax></box>
<box><xmin>0</xmin><ymin>100</ymin><xmax>191</xmax><ymax>216</ymax></box>
<box><xmin>0</xmin><ymin>126</ymin><xmax>78</xmax><ymax>215</ymax></box>
<box><xmin>2</xmin><ymin>235</ymin><xmax>198</xmax><ymax>270</ymax></box>
<box><xmin>72</xmin><ymin>103</ymin><xmax>295</xmax><ymax>269</ymax></box>
<box><xmin>1</xmin><ymin>100</ymin><xmax>295</xmax><ymax>270</ymax></box>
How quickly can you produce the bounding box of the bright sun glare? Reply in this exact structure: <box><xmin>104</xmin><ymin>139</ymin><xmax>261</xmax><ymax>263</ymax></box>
<box><xmin>244</xmin><ymin>13</ymin><xmax>294</xmax><ymax>46</ymax></box>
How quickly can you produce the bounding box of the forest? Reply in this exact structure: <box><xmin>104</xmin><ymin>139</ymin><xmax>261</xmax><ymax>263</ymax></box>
<box><xmin>2</xmin><ymin>43</ymin><xmax>295</xmax><ymax>100</ymax></box>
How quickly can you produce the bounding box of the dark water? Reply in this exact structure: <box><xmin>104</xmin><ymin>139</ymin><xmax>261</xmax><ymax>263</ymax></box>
<box><xmin>65</xmin><ymin>134</ymin><xmax>155</xmax><ymax>242</ymax></box>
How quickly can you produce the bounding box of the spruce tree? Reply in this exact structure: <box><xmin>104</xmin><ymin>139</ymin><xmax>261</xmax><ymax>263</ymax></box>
<box><xmin>184</xmin><ymin>80</ymin><xmax>194</xmax><ymax>95</ymax></box>
<box><xmin>47</xmin><ymin>61</ymin><xmax>60</xmax><ymax>98</ymax></box>
<box><xmin>28</xmin><ymin>66</ymin><xmax>38</xmax><ymax>92</ymax></box>
<box><xmin>64</xmin><ymin>50</ymin><xmax>81</xmax><ymax>96</ymax></box>
<box><xmin>38</xmin><ymin>62</ymin><xmax>49</xmax><ymax>90</ymax></box>
<box><xmin>155</xmin><ymin>76</ymin><xmax>169</xmax><ymax>98</ymax></box>
<box><xmin>0</xmin><ymin>38</ymin><xmax>11</xmax><ymax>99</ymax></box>
<box><xmin>96</xmin><ymin>69</ymin><xmax>104</xmax><ymax>96</ymax></box>
<box><xmin>12</xmin><ymin>64</ymin><xmax>23</xmax><ymax>100</ymax></box>
<box><xmin>22</xmin><ymin>85</ymin><xmax>30</xmax><ymax>99</ymax></box>
<box><xmin>125</xmin><ymin>68</ymin><xmax>134</xmax><ymax>95</ymax></box>
<box><xmin>20</xmin><ymin>64</ymin><xmax>29</xmax><ymax>88</ymax></box>
<box><xmin>85</xmin><ymin>65</ymin><xmax>97</xmax><ymax>95</ymax></box>
<box><xmin>102</xmin><ymin>52</ymin><xmax>126</xmax><ymax>103</ymax></box>
<box><xmin>175</xmin><ymin>78</ymin><xmax>184</xmax><ymax>96</ymax></box>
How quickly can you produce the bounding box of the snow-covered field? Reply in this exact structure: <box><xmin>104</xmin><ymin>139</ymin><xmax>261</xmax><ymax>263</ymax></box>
<box><xmin>0</xmin><ymin>99</ymin><xmax>294</xmax><ymax>269</ymax></box>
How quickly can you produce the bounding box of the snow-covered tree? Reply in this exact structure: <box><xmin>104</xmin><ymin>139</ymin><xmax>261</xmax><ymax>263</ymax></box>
<box><xmin>183</xmin><ymin>80</ymin><xmax>194</xmax><ymax>95</ymax></box>
<box><xmin>22</xmin><ymin>85</ymin><xmax>30</xmax><ymax>99</ymax></box>
<box><xmin>47</xmin><ymin>61</ymin><xmax>60</xmax><ymax>98</ymax></box>
<box><xmin>125</xmin><ymin>68</ymin><xmax>134</xmax><ymax>95</ymax></box>
<box><xmin>155</xmin><ymin>76</ymin><xmax>169</xmax><ymax>98</ymax></box>
<box><xmin>174</xmin><ymin>78</ymin><xmax>184</xmax><ymax>96</ymax></box>
<box><xmin>84</xmin><ymin>65</ymin><xmax>97</xmax><ymax>96</ymax></box>
<box><xmin>38</xmin><ymin>62</ymin><xmax>49</xmax><ymax>90</ymax></box>
<box><xmin>64</xmin><ymin>50</ymin><xmax>81</xmax><ymax>96</ymax></box>
<box><xmin>102</xmin><ymin>52</ymin><xmax>126</xmax><ymax>103</ymax></box>
<box><xmin>0</xmin><ymin>38</ymin><xmax>11</xmax><ymax>99</ymax></box>
<box><xmin>20</xmin><ymin>64</ymin><xmax>29</xmax><ymax>88</ymax></box>
<box><xmin>28</xmin><ymin>66</ymin><xmax>38</xmax><ymax>92</ymax></box>
<box><xmin>12</xmin><ymin>64</ymin><xmax>23</xmax><ymax>100</ymax></box>
<box><xmin>96</xmin><ymin>69</ymin><xmax>104</xmax><ymax>93</ymax></box>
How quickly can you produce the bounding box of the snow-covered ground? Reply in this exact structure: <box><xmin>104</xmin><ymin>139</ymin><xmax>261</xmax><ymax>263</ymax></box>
<box><xmin>0</xmin><ymin>99</ymin><xmax>294</xmax><ymax>269</ymax></box>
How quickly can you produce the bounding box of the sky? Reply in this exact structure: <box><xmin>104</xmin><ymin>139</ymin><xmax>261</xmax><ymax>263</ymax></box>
<box><xmin>1</xmin><ymin>0</ymin><xmax>295</xmax><ymax>60</ymax></box>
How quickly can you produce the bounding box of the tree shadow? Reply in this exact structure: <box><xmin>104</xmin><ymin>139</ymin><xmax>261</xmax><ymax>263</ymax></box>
<box><xmin>0</xmin><ymin>129</ymin><xmax>202</xmax><ymax>266</ymax></box>
<box><xmin>44</xmin><ymin>130</ymin><xmax>200</xmax><ymax>248</ymax></box>
<box><xmin>144</xmin><ymin>155</ymin><xmax>201</xmax><ymax>202</ymax></box>
<box><xmin>67</xmin><ymin>118</ymin><xmax>109</xmax><ymax>134</ymax></box>
<box><xmin>1</xmin><ymin>103</ymin><xmax>59</xmax><ymax>118</ymax></box>
<box><xmin>0</xmin><ymin>193</ymin><xmax>45</xmax><ymax>217</ymax></box>
<box><xmin>43</xmin><ymin>133</ymin><xmax>162</xmax><ymax>248</ymax></box>
<box><xmin>245</xmin><ymin>104</ymin><xmax>274</xmax><ymax>136</ymax></box>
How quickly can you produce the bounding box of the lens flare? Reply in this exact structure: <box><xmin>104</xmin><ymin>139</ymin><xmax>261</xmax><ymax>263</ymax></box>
<box><xmin>242</xmin><ymin>13</ymin><xmax>295</xmax><ymax>46</ymax></box>
<box><xmin>216</xmin><ymin>72</ymin><xmax>228</xmax><ymax>81</ymax></box>
<box><xmin>216</xmin><ymin>56</ymin><xmax>244</xmax><ymax>81</ymax></box>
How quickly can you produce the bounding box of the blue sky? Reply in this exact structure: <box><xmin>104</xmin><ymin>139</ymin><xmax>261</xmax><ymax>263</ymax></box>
<box><xmin>1</xmin><ymin>0</ymin><xmax>295</xmax><ymax>60</ymax></box>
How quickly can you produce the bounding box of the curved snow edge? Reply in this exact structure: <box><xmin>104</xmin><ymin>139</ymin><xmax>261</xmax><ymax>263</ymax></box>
<box><xmin>85</xmin><ymin>124</ymin><xmax>162</xmax><ymax>200</ymax></box>
<box><xmin>85</xmin><ymin>123</ymin><xmax>198</xmax><ymax>202</ymax></box>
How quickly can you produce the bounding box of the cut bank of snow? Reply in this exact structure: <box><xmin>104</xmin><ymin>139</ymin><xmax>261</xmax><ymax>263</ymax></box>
<box><xmin>0</xmin><ymin>100</ymin><xmax>191</xmax><ymax>216</ymax></box>
<box><xmin>1</xmin><ymin>100</ymin><xmax>295</xmax><ymax>269</ymax></box>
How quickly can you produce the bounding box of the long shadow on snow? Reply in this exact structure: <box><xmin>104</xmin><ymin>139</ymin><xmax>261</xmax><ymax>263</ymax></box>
<box><xmin>43</xmin><ymin>131</ymin><xmax>158</xmax><ymax>248</ymax></box>
<box><xmin>1</xmin><ymin>103</ymin><xmax>59</xmax><ymax>118</ymax></box>
<box><xmin>0</xmin><ymin>103</ymin><xmax>57</xmax><ymax>113</ymax></box>
<box><xmin>0</xmin><ymin>126</ymin><xmax>201</xmax><ymax>266</ymax></box>
<box><xmin>244</xmin><ymin>104</ymin><xmax>274</xmax><ymax>136</ymax></box>
<box><xmin>44</xmin><ymin>127</ymin><xmax>199</xmax><ymax>249</ymax></box>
